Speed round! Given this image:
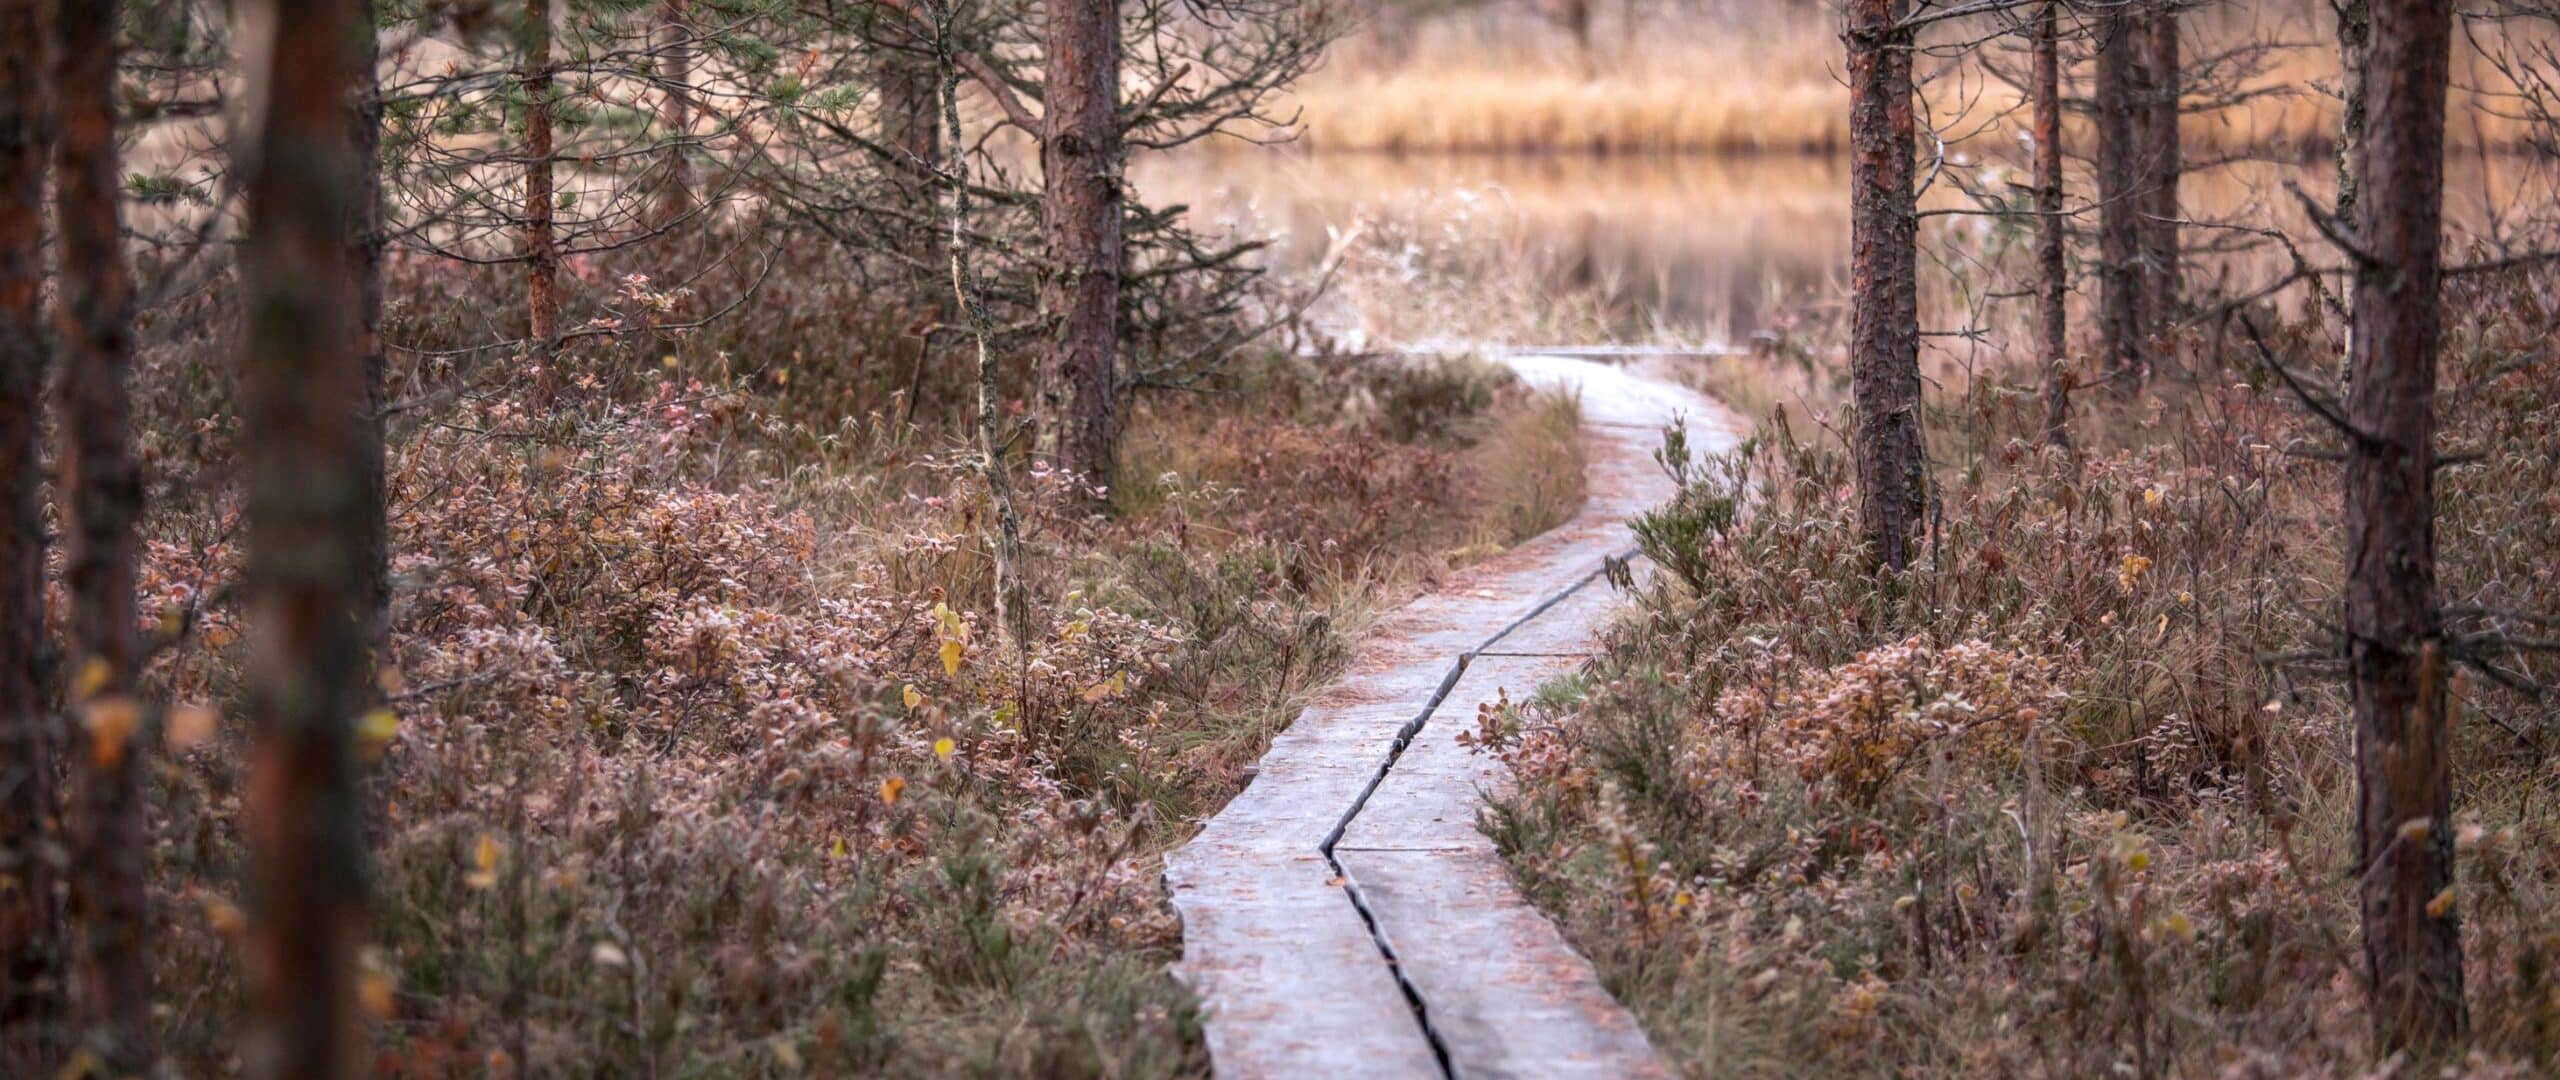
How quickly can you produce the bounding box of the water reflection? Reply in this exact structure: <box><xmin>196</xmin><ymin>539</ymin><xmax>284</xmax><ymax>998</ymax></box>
<box><xmin>1135</xmin><ymin>151</ymin><xmax>1852</xmax><ymax>345</ymax></box>
<box><xmin>1138</xmin><ymin>148</ymin><xmax>2556</xmax><ymax>351</ymax></box>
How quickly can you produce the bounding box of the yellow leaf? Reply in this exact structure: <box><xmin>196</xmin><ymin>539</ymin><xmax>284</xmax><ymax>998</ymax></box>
<box><xmin>55</xmin><ymin>1047</ymin><xmax>102</xmax><ymax>1080</ymax></box>
<box><xmin>902</xmin><ymin>684</ymin><xmax>923</xmax><ymax>709</ymax></box>
<box><xmin>83</xmin><ymin>696</ymin><xmax>141</xmax><ymax>770</ymax></box>
<box><xmin>933</xmin><ymin>737</ymin><xmax>955</xmax><ymax>761</ymax></box>
<box><xmin>828</xmin><ymin>836</ymin><xmax>848</xmax><ymax>860</ymax></box>
<box><xmin>2160</xmin><ymin>910</ymin><xmax>2196</xmax><ymax>943</ymax></box>
<box><xmin>939</xmin><ymin>639</ymin><xmax>964</xmax><ymax>678</ymax></box>
<box><xmin>2426</xmin><ymin>886</ymin><xmax>2456</xmax><ymax>919</ymax></box>
<box><xmin>200</xmin><ymin>893</ymin><xmax>247</xmax><ymax>938</ymax></box>
<box><xmin>465</xmin><ymin>833</ymin><xmax>501</xmax><ymax>889</ymax></box>
<box><xmin>357</xmin><ymin>708</ymin><xmax>401</xmax><ymax>760</ymax></box>
<box><xmin>359</xmin><ymin>969</ymin><xmax>398</xmax><ymax>1019</ymax></box>
<box><xmin>71</xmin><ymin>657</ymin><xmax>110</xmax><ymax>701</ymax></box>
<box><xmin>166</xmin><ymin>703</ymin><xmax>219</xmax><ymax>752</ymax></box>
<box><xmin>1080</xmin><ymin>671</ymin><xmax>1127</xmax><ymax>704</ymax></box>
<box><xmin>993</xmin><ymin>701</ymin><xmax>1018</xmax><ymax>726</ymax></box>
<box><xmin>880</xmin><ymin>776</ymin><xmax>906</xmax><ymax>806</ymax></box>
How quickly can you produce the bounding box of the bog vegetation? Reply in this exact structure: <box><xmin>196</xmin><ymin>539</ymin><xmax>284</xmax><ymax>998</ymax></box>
<box><xmin>0</xmin><ymin>0</ymin><xmax>2556</xmax><ymax>1077</ymax></box>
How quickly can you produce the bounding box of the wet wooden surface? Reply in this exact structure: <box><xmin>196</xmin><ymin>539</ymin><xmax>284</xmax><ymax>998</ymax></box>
<box><xmin>1165</xmin><ymin>355</ymin><xmax>1742</xmax><ymax>1078</ymax></box>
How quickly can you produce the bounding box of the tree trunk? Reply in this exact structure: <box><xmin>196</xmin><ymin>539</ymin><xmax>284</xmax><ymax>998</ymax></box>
<box><xmin>239</xmin><ymin>0</ymin><xmax>376</xmax><ymax>1072</ymax></box>
<box><xmin>0</xmin><ymin>0</ymin><xmax>56</xmax><ymax>1065</ymax></box>
<box><xmin>650</xmin><ymin>0</ymin><xmax>695</xmax><ymax>229</ymax></box>
<box><xmin>2142</xmin><ymin>3</ymin><xmax>2181</xmax><ymax>363</ymax></box>
<box><xmin>880</xmin><ymin>41</ymin><xmax>942</xmax><ymax>262</ymax></box>
<box><xmin>2093</xmin><ymin>5</ymin><xmax>2148</xmax><ymax>391</ymax></box>
<box><xmin>1847</xmin><ymin>0</ymin><xmax>1925</xmax><ymax>570</ymax></box>
<box><xmin>353</xmin><ymin>0</ymin><xmax>389</xmax><ymax>649</ymax></box>
<box><xmin>524</xmin><ymin>0</ymin><xmax>562</xmax><ymax>406</ymax></box>
<box><xmin>53</xmin><ymin>0</ymin><xmax>150</xmax><ymax>1068</ymax></box>
<box><xmin>2345</xmin><ymin>0</ymin><xmax>2463</xmax><ymax>1053</ymax></box>
<box><xmin>2033</xmin><ymin>1</ymin><xmax>2070</xmax><ymax>448</ymax></box>
<box><xmin>2336</xmin><ymin>0</ymin><xmax>2373</xmax><ymax>226</ymax></box>
<box><xmin>1040</xmin><ymin>0</ymin><xmax>1123</xmax><ymax>499</ymax></box>
<box><xmin>2337</xmin><ymin>0</ymin><xmax>2372</xmax><ymax>386</ymax></box>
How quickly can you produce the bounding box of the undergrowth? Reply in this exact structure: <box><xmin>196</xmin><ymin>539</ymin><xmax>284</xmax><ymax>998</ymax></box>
<box><xmin>126</xmin><ymin>248</ymin><xmax>1584</xmax><ymax>1076</ymax></box>
<box><xmin>1482</xmin><ymin>265</ymin><xmax>2560</xmax><ymax>1076</ymax></box>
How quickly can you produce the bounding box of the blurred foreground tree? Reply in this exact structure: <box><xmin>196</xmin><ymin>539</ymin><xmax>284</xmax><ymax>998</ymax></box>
<box><xmin>238</xmin><ymin>0</ymin><xmax>380</xmax><ymax>1073</ymax></box>
<box><xmin>0</xmin><ymin>0</ymin><xmax>56</xmax><ymax>1066</ymax></box>
<box><xmin>54</xmin><ymin>0</ymin><xmax>151</xmax><ymax>1069</ymax></box>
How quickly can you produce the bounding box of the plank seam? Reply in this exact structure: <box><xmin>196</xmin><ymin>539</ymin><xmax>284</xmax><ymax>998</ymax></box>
<box><xmin>1312</xmin><ymin>548</ymin><xmax>1636</xmax><ymax>1079</ymax></box>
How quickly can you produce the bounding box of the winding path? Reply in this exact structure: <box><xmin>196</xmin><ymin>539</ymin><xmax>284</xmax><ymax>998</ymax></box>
<box><xmin>1164</xmin><ymin>355</ymin><xmax>1745</xmax><ymax>1078</ymax></box>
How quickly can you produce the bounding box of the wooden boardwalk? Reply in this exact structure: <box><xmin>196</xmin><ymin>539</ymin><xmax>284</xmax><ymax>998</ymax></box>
<box><xmin>1164</xmin><ymin>355</ymin><xmax>1745</xmax><ymax>1078</ymax></box>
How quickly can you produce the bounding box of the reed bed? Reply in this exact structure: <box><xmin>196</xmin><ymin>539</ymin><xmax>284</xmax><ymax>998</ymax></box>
<box><xmin>1280</xmin><ymin>0</ymin><xmax>2551</xmax><ymax>156</ymax></box>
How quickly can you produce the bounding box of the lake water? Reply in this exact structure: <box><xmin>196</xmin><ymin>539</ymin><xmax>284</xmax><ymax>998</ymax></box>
<box><xmin>1137</xmin><ymin>148</ymin><xmax>2552</xmax><ymax>354</ymax></box>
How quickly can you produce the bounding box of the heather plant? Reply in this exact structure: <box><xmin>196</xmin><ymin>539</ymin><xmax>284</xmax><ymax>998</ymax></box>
<box><xmin>114</xmin><ymin>229</ymin><xmax>1585</xmax><ymax>1074</ymax></box>
<box><xmin>1483</xmin><ymin>265</ymin><xmax>2560</xmax><ymax>1075</ymax></box>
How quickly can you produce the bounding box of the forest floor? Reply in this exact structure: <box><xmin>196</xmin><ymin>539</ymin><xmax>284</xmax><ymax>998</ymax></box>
<box><xmin>132</xmin><ymin>248</ymin><xmax>1602</xmax><ymax>1074</ymax></box>
<box><xmin>1476</xmin><ymin>270</ymin><xmax>2560</xmax><ymax>1077</ymax></box>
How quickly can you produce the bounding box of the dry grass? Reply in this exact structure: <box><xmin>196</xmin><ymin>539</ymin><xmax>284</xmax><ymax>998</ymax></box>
<box><xmin>1279</xmin><ymin>0</ymin><xmax>2553</xmax><ymax>156</ymax></box>
<box><xmin>98</xmin><ymin>232</ymin><xmax>1590</xmax><ymax>1076</ymax></box>
<box><xmin>1478</xmin><ymin>239</ymin><xmax>2560</xmax><ymax>1076</ymax></box>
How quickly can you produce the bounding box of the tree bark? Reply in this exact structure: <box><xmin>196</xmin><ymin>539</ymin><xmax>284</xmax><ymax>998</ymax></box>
<box><xmin>2336</xmin><ymin>0</ymin><xmax>2372</xmax><ymax>386</ymax></box>
<box><xmin>2337</xmin><ymin>0</ymin><xmax>2373</xmax><ymax>226</ymax></box>
<box><xmin>650</xmin><ymin>0</ymin><xmax>695</xmax><ymax>229</ymax></box>
<box><xmin>524</xmin><ymin>0</ymin><xmax>562</xmax><ymax>406</ymax></box>
<box><xmin>52</xmin><ymin>0</ymin><xmax>150</xmax><ymax>1068</ymax></box>
<box><xmin>2142</xmin><ymin>3</ymin><xmax>2181</xmax><ymax>359</ymax></box>
<box><xmin>2033</xmin><ymin>1</ymin><xmax>2070</xmax><ymax>448</ymax></box>
<box><xmin>353</xmin><ymin>0</ymin><xmax>389</xmax><ymax>650</ymax></box>
<box><xmin>241</xmin><ymin>1</ymin><xmax>378</xmax><ymax>1072</ymax></box>
<box><xmin>1847</xmin><ymin>0</ymin><xmax>1926</xmax><ymax>570</ymax></box>
<box><xmin>0</xmin><ymin>0</ymin><xmax>57</xmax><ymax>1065</ymax></box>
<box><xmin>1040</xmin><ymin>0</ymin><xmax>1123</xmax><ymax>499</ymax></box>
<box><xmin>2093</xmin><ymin>5</ymin><xmax>2148</xmax><ymax>391</ymax></box>
<box><xmin>880</xmin><ymin>39</ymin><xmax>942</xmax><ymax>261</ymax></box>
<box><xmin>2345</xmin><ymin>0</ymin><xmax>2463</xmax><ymax>1053</ymax></box>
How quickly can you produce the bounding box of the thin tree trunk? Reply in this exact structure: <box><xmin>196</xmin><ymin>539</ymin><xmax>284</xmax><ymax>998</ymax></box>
<box><xmin>2344</xmin><ymin>0</ymin><xmax>2462</xmax><ymax>1052</ymax></box>
<box><xmin>524</xmin><ymin>0</ymin><xmax>562</xmax><ymax>406</ymax></box>
<box><xmin>2033</xmin><ymin>1</ymin><xmax>2070</xmax><ymax>448</ymax></box>
<box><xmin>931</xmin><ymin>0</ymin><xmax>1030</xmax><ymax>659</ymax></box>
<box><xmin>1847</xmin><ymin>0</ymin><xmax>1926</xmax><ymax>570</ymax></box>
<box><xmin>2336</xmin><ymin>0</ymin><xmax>2373</xmax><ymax>226</ymax></box>
<box><xmin>52</xmin><ymin>0</ymin><xmax>149</xmax><ymax>1068</ymax></box>
<box><xmin>239</xmin><ymin>0</ymin><xmax>375</xmax><ymax>1070</ymax></box>
<box><xmin>1040</xmin><ymin>0</ymin><xmax>1123</xmax><ymax>499</ymax></box>
<box><xmin>0</xmin><ymin>0</ymin><xmax>56</xmax><ymax>1065</ymax></box>
<box><xmin>650</xmin><ymin>0</ymin><xmax>694</xmax><ymax>229</ymax></box>
<box><xmin>2093</xmin><ymin>5</ymin><xmax>2148</xmax><ymax>391</ymax></box>
<box><xmin>353</xmin><ymin>0</ymin><xmax>389</xmax><ymax>648</ymax></box>
<box><xmin>880</xmin><ymin>41</ymin><xmax>942</xmax><ymax>262</ymax></box>
<box><xmin>2336</xmin><ymin>0</ymin><xmax>2371</xmax><ymax>386</ymax></box>
<box><xmin>2142</xmin><ymin>2</ymin><xmax>2182</xmax><ymax>366</ymax></box>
